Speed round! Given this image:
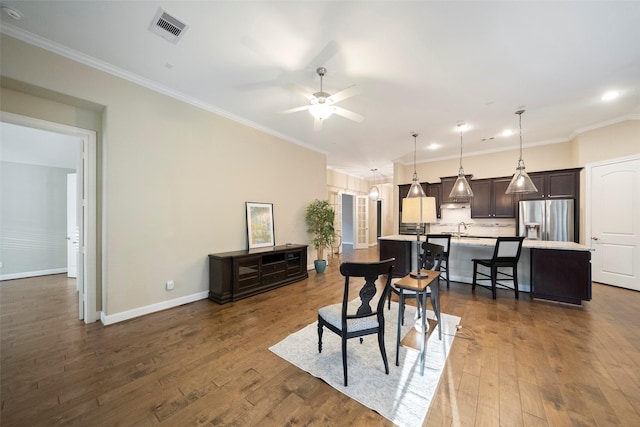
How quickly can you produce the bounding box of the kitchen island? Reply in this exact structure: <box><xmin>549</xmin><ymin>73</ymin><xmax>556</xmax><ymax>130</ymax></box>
<box><xmin>379</xmin><ymin>234</ymin><xmax>592</xmax><ymax>304</ymax></box>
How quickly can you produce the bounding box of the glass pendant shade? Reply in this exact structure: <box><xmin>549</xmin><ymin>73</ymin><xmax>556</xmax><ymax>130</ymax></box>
<box><xmin>407</xmin><ymin>173</ymin><xmax>427</xmax><ymax>198</ymax></box>
<box><xmin>368</xmin><ymin>185</ymin><xmax>380</xmax><ymax>200</ymax></box>
<box><xmin>506</xmin><ymin>160</ymin><xmax>538</xmax><ymax>193</ymax></box>
<box><xmin>449</xmin><ymin>123</ymin><xmax>474</xmax><ymax>199</ymax></box>
<box><xmin>368</xmin><ymin>168</ymin><xmax>380</xmax><ymax>200</ymax></box>
<box><xmin>506</xmin><ymin>109</ymin><xmax>538</xmax><ymax>194</ymax></box>
<box><xmin>407</xmin><ymin>133</ymin><xmax>427</xmax><ymax>198</ymax></box>
<box><xmin>449</xmin><ymin>168</ymin><xmax>474</xmax><ymax>198</ymax></box>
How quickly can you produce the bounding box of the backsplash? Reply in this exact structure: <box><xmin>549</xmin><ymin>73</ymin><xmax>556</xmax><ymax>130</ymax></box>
<box><xmin>428</xmin><ymin>203</ymin><xmax>516</xmax><ymax>237</ymax></box>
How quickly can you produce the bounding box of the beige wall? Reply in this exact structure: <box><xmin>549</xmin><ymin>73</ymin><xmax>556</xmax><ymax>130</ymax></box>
<box><xmin>1</xmin><ymin>34</ymin><xmax>326</xmax><ymax>317</ymax></box>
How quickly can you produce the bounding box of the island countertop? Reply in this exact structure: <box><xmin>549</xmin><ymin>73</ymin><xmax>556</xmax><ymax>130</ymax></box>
<box><xmin>379</xmin><ymin>234</ymin><xmax>591</xmax><ymax>251</ymax></box>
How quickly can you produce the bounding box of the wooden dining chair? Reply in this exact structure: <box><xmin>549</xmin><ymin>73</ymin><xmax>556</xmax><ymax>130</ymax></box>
<box><xmin>317</xmin><ymin>258</ymin><xmax>395</xmax><ymax>386</ymax></box>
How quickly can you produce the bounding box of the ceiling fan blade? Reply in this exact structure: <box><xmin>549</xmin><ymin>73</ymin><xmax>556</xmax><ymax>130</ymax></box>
<box><xmin>333</xmin><ymin>106</ymin><xmax>364</xmax><ymax>123</ymax></box>
<box><xmin>328</xmin><ymin>85</ymin><xmax>360</xmax><ymax>103</ymax></box>
<box><xmin>314</xmin><ymin>118</ymin><xmax>324</xmax><ymax>131</ymax></box>
<box><xmin>279</xmin><ymin>105</ymin><xmax>309</xmax><ymax>114</ymax></box>
<box><xmin>306</xmin><ymin>40</ymin><xmax>340</xmax><ymax>70</ymax></box>
<box><xmin>290</xmin><ymin>83</ymin><xmax>317</xmax><ymax>101</ymax></box>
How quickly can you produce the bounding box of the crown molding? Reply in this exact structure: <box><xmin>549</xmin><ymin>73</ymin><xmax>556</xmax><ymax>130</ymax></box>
<box><xmin>0</xmin><ymin>24</ymin><xmax>324</xmax><ymax>156</ymax></box>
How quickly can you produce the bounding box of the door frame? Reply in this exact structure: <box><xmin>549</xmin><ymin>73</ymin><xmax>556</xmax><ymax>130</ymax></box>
<box><xmin>1</xmin><ymin>112</ymin><xmax>98</xmax><ymax>323</ymax></box>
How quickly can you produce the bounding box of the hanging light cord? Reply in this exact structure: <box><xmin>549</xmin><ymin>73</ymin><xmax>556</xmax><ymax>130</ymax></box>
<box><xmin>412</xmin><ymin>133</ymin><xmax>418</xmax><ymax>178</ymax></box>
<box><xmin>458</xmin><ymin>127</ymin><xmax>464</xmax><ymax>169</ymax></box>
<box><xmin>517</xmin><ymin>110</ymin><xmax>525</xmax><ymax>164</ymax></box>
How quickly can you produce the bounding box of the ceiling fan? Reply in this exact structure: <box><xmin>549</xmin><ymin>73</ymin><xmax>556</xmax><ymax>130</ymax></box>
<box><xmin>280</xmin><ymin>67</ymin><xmax>364</xmax><ymax>131</ymax></box>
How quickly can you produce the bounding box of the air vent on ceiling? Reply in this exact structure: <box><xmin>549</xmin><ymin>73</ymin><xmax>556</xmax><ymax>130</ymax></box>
<box><xmin>149</xmin><ymin>9</ymin><xmax>188</xmax><ymax>44</ymax></box>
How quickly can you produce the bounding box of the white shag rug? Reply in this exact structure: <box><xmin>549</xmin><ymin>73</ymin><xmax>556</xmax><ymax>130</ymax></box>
<box><xmin>269</xmin><ymin>302</ymin><xmax>461</xmax><ymax>427</ymax></box>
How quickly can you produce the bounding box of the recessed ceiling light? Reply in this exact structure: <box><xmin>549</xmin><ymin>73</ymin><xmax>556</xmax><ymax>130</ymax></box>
<box><xmin>1</xmin><ymin>5</ymin><xmax>23</xmax><ymax>20</ymax></box>
<box><xmin>601</xmin><ymin>90</ymin><xmax>620</xmax><ymax>101</ymax></box>
<box><xmin>455</xmin><ymin>123</ymin><xmax>470</xmax><ymax>132</ymax></box>
<box><xmin>502</xmin><ymin>129</ymin><xmax>513</xmax><ymax>137</ymax></box>
<box><xmin>427</xmin><ymin>143</ymin><xmax>441</xmax><ymax>150</ymax></box>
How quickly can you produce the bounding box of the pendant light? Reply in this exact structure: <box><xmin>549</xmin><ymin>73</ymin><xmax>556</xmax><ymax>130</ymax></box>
<box><xmin>506</xmin><ymin>109</ymin><xmax>538</xmax><ymax>194</ymax></box>
<box><xmin>449</xmin><ymin>123</ymin><xmax>474</xmax><ymax>199</ymax></box>
<box><xmin>402</xmin><ymin>132</ymin><xmax>436</xmax><ymax>279</ymax></box>
<box><xmin>407</xmin><ymin>133</ymin><xmax>427</xmax><ymax>198</ymax></box>
<box><xmin>368</xmin><ymin>168</ymin><xmax>380</xmax><ymax>200</ymax></box>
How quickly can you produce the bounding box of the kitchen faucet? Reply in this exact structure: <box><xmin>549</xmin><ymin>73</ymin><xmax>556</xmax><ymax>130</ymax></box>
<box><xmin>457</xmin><ymin>222</ymin><xmax>468</xmax><ymax>239</ymax></box>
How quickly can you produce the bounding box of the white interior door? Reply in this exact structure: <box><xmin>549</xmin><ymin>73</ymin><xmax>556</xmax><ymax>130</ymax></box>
<box><xmin>67</xmin><ymin>173</ymin><xmax>78</xmax><ymax>278</ymax></box>
<box><xmin>354</xmin><ymin>195</ymin><xmax>369</xmax><ymax>249</ymax></box>
<box><xmin>588</xmin><ymin>156</ymin><xmax>640</xmax><ymax>290</ymax></box>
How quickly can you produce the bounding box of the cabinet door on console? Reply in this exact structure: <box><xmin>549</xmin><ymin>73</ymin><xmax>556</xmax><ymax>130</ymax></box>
<box><xmin>233</xmin><ymin>256</ymin><xmax>261</xmax><ymax>295</ymax></box>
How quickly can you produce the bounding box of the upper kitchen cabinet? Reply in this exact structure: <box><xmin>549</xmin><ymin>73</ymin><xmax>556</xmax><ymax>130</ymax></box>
<box><xmin>519</xmin><ymin>168</ymin><xmax>581</xmax><ymax>200</ymax></box>
<box><xmin>441</xmin><ymin>175</ymin><xmax>473</xmax><ymax>203</ymax></box>
<box><xmin>427</xmin><ymin>183</ymin><xmax>442</xmax><ymax>218</ymax></box>
<box><xmin>398</xmin><ymin>182</ymin><xmax>442</xmax><ymax>220</ymax></box>
<box><xmin>470</xmin><ymin>177</ymin><xmax>515</xmax><ymax>218</ymax></box>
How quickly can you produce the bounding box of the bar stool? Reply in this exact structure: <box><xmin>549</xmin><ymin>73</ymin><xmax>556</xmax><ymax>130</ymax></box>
<box><xmin>427</xmin><ymin>234</ymin><xmax>452</xmax><ymax>288</ymax></box>
<box><xmin>472</xmin><ymin>236</ymin><xmax>524</xmax><ymax>299</ymax></box>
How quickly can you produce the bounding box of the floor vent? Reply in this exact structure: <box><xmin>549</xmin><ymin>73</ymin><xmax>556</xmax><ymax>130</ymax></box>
<box><xmin>149</xmin><ymin>9</ymin><xmax>188</xmax><ymax>44</ymax></box>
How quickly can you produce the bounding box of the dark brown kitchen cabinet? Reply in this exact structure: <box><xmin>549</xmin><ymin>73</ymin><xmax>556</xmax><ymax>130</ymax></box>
<box><xmin>518</xmin><ymin>169</ymin><xmax>580</xmax><ymax>200</ymax></box>
<box><xmin>427</xmin><ymin>183</ymin><xmax>442</xmax><ymax>218</ymax></box>
<box><xmin>441</xmin><ymin>175</ymin><xmax>473</xmax><ymax>203</ymax></box>
<box><xmin>398</xmin><ymin>182</ymin><xmax>441</xmax><ymax>219</ymax></box>
<box><xmin>531</xmin><ymin>248</ymin><xmax>592</xmax><ymax>304</ymax></box>
<box><xmin>470</xmin><ymin>178</ymin><xmax>515</xmax><ymax>218</ymax></box>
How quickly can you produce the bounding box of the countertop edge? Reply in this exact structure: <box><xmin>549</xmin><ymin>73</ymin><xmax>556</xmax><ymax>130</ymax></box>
<box><xmin>379</xmin><ymin>235</ymin><xmax>592</xmax><ymax>251</ymax></box>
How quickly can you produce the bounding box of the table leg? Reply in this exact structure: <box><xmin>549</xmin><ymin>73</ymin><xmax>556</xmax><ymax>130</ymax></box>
<box><xmin>420</xmin><ymin>290</ymin><xmax>427</xmax><ymax>376</ymax></box>
<box><xmin>430</xmin><ymin>281</ymin><xmax>441</xmax><ymax>340</ymax></box>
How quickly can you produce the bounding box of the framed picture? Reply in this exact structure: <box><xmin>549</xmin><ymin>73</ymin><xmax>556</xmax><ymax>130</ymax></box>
<box><xmin>246</xmin><ymin>202</ymin><xmax>275</xmax><ymax>249</ymax></box>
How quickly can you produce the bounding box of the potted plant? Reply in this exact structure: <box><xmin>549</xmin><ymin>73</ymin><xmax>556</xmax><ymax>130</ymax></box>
<box><xmin>305</xmin><ymin>199</ymin><xmax>336</xmax><ymax>273</ymax></box>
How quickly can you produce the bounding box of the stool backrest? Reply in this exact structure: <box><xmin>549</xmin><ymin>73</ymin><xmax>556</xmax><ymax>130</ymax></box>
<box><xmin>426</xmin><ymin>234</ymin><xmax>452</xmax><ymax>254</ymax></box>
<box><xmin>492</xmin><ymin>236</ymin><xmax>525</xmax><ymax>262</ymax></box>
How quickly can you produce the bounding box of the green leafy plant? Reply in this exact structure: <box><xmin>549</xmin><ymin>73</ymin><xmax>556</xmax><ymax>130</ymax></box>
<box><xmin>305</xmin><ymin>199</ymin><xmax>336</xmax><ymax>261</ymax></box>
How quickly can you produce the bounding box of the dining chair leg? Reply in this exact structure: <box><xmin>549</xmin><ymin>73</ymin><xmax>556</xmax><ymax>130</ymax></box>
<box><xmin>378</xmin><ymin>329</ymin><xmax>389</xmax><ymax>374</ymax></box>
<box><xmin>491</xmin><ymin>266</ymin><xmax>497</xmax><ymax>299</ymax></box>
<box><xmin>472</xmin><ymin>261</ymin><xmax>478</xmax><ymax>292</ymax></box>
<box><xmin>342</xmin><ymin>337</ymin><xmax>348</xmax><ymax>386</ymax></box>
<box><xmin>513</xmin><ymin>266</ymin><xmax>519</xmax><ymax>299</ymax></box>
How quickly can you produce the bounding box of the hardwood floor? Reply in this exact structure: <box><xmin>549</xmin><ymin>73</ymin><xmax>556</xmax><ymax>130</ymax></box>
<box><xmin>2</xmin><ymin>247</ymin><xmax>639</xmax><ymax>426</ymax></box>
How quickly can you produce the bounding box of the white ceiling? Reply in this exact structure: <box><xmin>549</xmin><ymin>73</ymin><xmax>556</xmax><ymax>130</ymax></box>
<box><xmin>2</xmin><ymin>1</ymin><xmax>639</xmax><ymax>180</ymax></box>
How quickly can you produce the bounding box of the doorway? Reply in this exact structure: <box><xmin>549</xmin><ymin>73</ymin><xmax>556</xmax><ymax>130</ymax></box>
<box><xmin>0</xmin><ymin>112</ymin><xmax>98</xmax><ymax>322</ymax></box>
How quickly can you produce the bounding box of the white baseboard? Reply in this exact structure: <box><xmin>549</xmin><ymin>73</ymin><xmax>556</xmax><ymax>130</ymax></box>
<box><xmin>0</xmin><ymin>268</ymin><xmax>67</xmax><ymax>281</ymax></box>
<box><xmin>100</xmin><ymin>290</ymin><xmax>209</xmax><ymax>326</ymax></box>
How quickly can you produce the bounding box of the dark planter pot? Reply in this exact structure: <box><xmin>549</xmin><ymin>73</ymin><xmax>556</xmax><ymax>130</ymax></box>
<box><xmin>314</xmin><ymin>260</ymin><xmax>327</xmax><ymax>273</ymax></box>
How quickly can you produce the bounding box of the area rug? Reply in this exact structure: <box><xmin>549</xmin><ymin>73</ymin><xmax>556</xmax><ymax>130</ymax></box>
<box><xmin>269</xmin><ymin>302</ymin><xmax>461</xmax><ymax>427</ymax></box>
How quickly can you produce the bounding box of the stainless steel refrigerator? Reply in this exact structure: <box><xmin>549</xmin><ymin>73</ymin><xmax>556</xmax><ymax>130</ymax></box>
<box><xmin>517</xmin><ymin>199</ymin><xmax>574</xmax><ymax>241</ymax></box>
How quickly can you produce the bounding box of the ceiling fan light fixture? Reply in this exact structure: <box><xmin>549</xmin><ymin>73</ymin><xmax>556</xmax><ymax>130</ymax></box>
<box><xmin>449</xmin><ymin>123</ymin><xmax>474</xmax><ymax>199</ymax></box>
<box><xmin>506</xmin><ymin>109</ymin><xmax>538</xmax><ymax>194</ymax></box>
<box><xmin>308</xmin><ymin>102</ymin><xmax>335</xmax><ymax>120</ymax></box>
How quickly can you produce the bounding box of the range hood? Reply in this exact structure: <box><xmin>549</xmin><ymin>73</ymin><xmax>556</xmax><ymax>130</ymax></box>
<box><xmin>441</xmin><ymin>203</ymin><xmax>470</xmax><ymax>210</ymax></box>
